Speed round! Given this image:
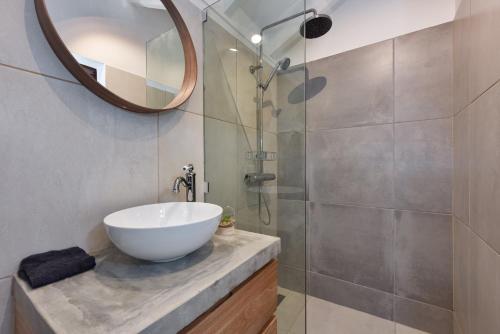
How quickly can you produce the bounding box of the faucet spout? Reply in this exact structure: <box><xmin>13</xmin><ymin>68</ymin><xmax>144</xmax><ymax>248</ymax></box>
<box><xmin>172</xmin><ymin>177</ymin><xmax>188</xmax><ymax>193</ymax></box>
<box><xmin>171</xmin><ymin>164</ymin><xmax>196</xmax><ymax>202</ymax></box>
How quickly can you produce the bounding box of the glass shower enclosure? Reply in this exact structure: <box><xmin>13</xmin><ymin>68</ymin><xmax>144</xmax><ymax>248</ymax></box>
<box><xmin>203</xmin><ymin>1</ymin><xmax>307</xmax><ymax>333</ymax></box>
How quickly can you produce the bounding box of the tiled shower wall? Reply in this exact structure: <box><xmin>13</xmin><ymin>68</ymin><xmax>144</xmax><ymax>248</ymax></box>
<box><xmin>203</xmin><ymin>15</ymin><xmax>280</xmax><ymax>235</ymax></box>
<box><xmin>452</xmin><ymin>0</ymin><xmax>500</xmax><ymax>333</ymax></box>
<box><xmin>0</xmin><ymin>1</ymin><xmax>204</xmax><ymax>333</ymax></box>
<box><xmin>278</xmin><ymin>22</ymin><xmax>454</xmax><ymax>333</ymax></box>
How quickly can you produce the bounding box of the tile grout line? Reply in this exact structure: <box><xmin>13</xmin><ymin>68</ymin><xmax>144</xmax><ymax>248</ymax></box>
<box><xmin>305</xmin><ymin>115</ymin><xmax>454</xmax><ymax>134</ymax></box>
<box><xmin>454</xmin><ymin>213</ymin><xmax>500</xmax><ymax>257</ymax></box>
<box><xmin>0</xmin><ymin>62</ymin><xmax>80</xmax><ymax>85</ymax></box>
<box><xmin>308</xmin><ymin>200</ymin><xmax>452</xmax><ymax>216</ymax></box>
<box><xmin>310</xmin><ymin>270</ymin><xmax>454</xmax><ymax>314</ymax></box>
<box><xmin>392</xmin><ymin>37</ymin><xmax>398</xmax><ymax>332</ymax></box>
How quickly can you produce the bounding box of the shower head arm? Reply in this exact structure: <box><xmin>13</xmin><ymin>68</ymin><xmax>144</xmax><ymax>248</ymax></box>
<box><xmin>259</xmin><ymin>8</ymin><xmax>317</xmax><ymax>36</ymax></box>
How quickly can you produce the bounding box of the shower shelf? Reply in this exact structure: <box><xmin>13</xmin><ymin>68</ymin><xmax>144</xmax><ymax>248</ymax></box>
<box><xmin>247</xmin><ymin>151</ymin><xmax>277</xmax><ymax>161</ymax></box>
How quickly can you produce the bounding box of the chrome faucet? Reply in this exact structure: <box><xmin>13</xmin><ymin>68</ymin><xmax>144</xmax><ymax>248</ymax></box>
<box><xmin>172</xmin><ymin>164</ymin><xmax>196</xmax><ymax>202</ymax></box>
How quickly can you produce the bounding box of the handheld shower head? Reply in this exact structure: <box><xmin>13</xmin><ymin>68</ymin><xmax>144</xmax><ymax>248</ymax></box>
<box><xmin>260</xmin><ymin>57</ymin><xmax>290</xmax><ymax>90</ymax></box>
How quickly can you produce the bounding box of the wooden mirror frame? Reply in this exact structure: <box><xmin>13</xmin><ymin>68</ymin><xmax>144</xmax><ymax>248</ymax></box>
<box><xmin>34</xmin><ymin>0</ymin><xmax>197</xmax><ymax>113</ymax></box>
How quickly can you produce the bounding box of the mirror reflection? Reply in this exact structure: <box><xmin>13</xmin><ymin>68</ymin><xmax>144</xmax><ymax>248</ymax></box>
<box><xmin>45</xmin><ymin>0</ymin><xmax>185</xmax><ymax>109</ymax></box>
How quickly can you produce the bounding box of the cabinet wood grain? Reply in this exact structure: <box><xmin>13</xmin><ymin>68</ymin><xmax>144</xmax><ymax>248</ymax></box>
<box><xmin>181</xmin><ymin>260</ymin><xmax>278</xmax><ymax>334</ymax></box>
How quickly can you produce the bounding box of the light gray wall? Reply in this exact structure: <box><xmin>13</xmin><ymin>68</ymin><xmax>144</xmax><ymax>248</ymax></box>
<box><xmin>278</xmin><ymin>22</ymin><xmax>454</xmax><ymax>333</ymax></box>
<box><xmin>0</xmin><ymin>1</ymin><xmax>204</xmax><ymax>333</ymax></box>
<box><xmin>453</xmin><ymin>0</ymin><xmax>500</xmax><ymax>334</ymax></box>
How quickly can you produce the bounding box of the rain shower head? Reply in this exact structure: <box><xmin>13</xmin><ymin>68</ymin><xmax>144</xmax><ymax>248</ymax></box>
<box><xmin>300</xmin><ymin>14</ymin><xmax>332</xmax><ymax>39</ymax></box>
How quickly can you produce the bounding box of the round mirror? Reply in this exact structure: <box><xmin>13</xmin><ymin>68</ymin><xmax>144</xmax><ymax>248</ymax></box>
<box><xmin>35</xmin><ymin>0</ymin><xmax>197</xmax><ymax>113</ymax></box>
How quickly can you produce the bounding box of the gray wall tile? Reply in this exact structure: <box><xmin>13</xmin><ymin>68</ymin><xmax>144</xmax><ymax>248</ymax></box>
<box><xmin>453</xmin><ymin>109</ymin><xmax>470</xmax><ymax>223</ymax></box>
<box><xmin>309</xmin><ymin>272</ymin><xmax>394</xmax><ymax>321</ymax></box>
<box><xmin>469</xmin><ymin>233</ymin><xmax>500</xmax><ymax>334</ymax></box>
<box><xmin>469</xmin><ymin>81</ymin><xmax>500</xmax><ymax>254</ymax></box>
<box><xmin>171</xmin><ymin>0</ymin><xmax>204</xmax><ymax>115</ymax></box>
<box><xmin>395</xmin><ymin>211</ymin><xmax>453</xmax><ymax>309</ymax></box>
<box><xmin>395</xmin><ymin>119</ymin><xmax>452</xmax><ymax>213</ymax></box>
<box><xmin>453</xmin><ymin>0</ymin><xmax>471</xmax><ymax>114</ymax></box>
<box><xmin>0</xmin><ymin>278</ymin><xmax>13</xmax><ymax>334</ymax></box>
<box><xmin>307</xmin><ymin>40</ymin><xmax>394</xmax><ymax>130</ymax></box>
<box><xmin>0</xmin><ymin>66</ymin><xmax>158</xmax><ymax>278</ymax></box>
<box><xmin>394</xmin><ymin>297</ymin><xmax>453</xmax><ymax>334</ymax></box>
<box><xmin>277</xmin><ymin>200</ymin><xmax>306</xmax><ymax>270</ymax></box>
<box><xmin>453</xmin><ymin>218</ymin><xmax>471</xmax><ymax>334</ymax></box>
<box><xmin>277</xmin><ymin>131</ymin><xmax>305</xmax><ymax>201</ymax></box>
<box><xmin>277</xmin><ymin>67</ymin><xmax>306</xmax><ymax>134</ymax></box>
<box><xmin>310</xmin><ymin>203</ymin><xmax>394</xmax><ymax>293</ymax></box>
<box><xmin>469</xmin><ymin>0</ymin><xmax>500</xmax><ymax>100</ymax></box>
<box><xmin>203</xmin><ymin>16</ymin><xmax>237</xmax><ymax>123</ymax></box>
<box><xmin>279</xmin><ymin>265</ymin><xmax>306</xmax><ymax>294</ymax></box>
<box><xmin>0</xmin><ymin>0</ymin><xmax>75</xmax><ymax>81</ymax></box>
<box><xmin>308</xmin><ymin>124</ymin><xmax>394</xmax><ymax>207</ymax></box>
<box><xmin>158</xmin><ymin>111</ymin><xmax>205</xmax><ymax>203</ymax></box>
<box><xmin>395</xmin><ymin>23</ymin><xmax>453</xmax><ymax>122</ymax></box>
<box><xmin>202</xmin><ymin>117</ymin><xmax>238</xmax><ymax>209</ymax></box>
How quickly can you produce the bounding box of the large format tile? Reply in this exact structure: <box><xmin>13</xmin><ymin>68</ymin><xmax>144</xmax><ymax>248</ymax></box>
<box><xmin>0</xmin><ymin>278</ymin><xmax>13</xmax><ymax>334</ymax></box>
<box><xmin>395</xmin><ymin>211</ymin><xmax>453</xmax><ymax>309</ymax></box>
<box><xmin>394</xmin><ymin>119</ymin><xmax>452</xmax><ymax>213</ymax></box>
<box><xmin>308</xmin><ymin>124</ymin><xmax>394</xmax><ymax>207</ymax></box>
<box><xmin>394</xmin><ymin>297</ymin><xmax>453</xmax><ymax>334</ymax></box>
<box><xmin>309</xmin><ymin>272</ymin><xmax>394</xmax><ymax>321</ymax></box>
<box><xmin>0</xmin><ymin>0</ymin><xmax>75</xmax><ymax>81</ymax></box>
<box><xmin>469</xmin><ymin>81</ymin><xmax>500</xmax><ymax>253</ymax></box>
<box><xmin>279</xmin><ymin>265</ymin><xmax>306</xmax><ymax>294</ymax></box>
<box><xmin>277</xmin><ymin>66</ymin><xmax>306</xmax><ymax>134</ymax></box>
<box><xmin>171</xmin><ymin>0</ymin><xmax>204</xmax><ymax>115</ymax></box>
<box><xmin>307</xmin><ymin>40</ymin><xmax>394</xmax><ymax>130</ymax></box>
<box><xmin>453</xmin><ymin>109</ymin><xmax>470</xmax><ymax>223</ymax></box>
<box><xmin>203</xmin><ymin>117</ymin><xmax>237</xmax><ymax>211</ymax></box>
<box><xmin>277</xmin><ymin>199</ymin><xmax>306</xmax><ymax>270</ymax></box>
<box><xmin>310</xmin><ymin>203</ymin><xmax>394</xmax><ymax>293</ymax></box>
<box><xmin>453</xmin><ymin>0</ymin><xmax>471</xmax><ymax>113</ymax></box>
<box><xmin>469</xmin><ymin>0</ymin><xmax>500</xmax><ymax>100</ymax></box>
<box><xmin>453</xmin><ymin>218</ymin><xmax>471</xmax><ymax>334</ymax></box>
<box><xmin>158</xmin><ymin>110</ymin><xmax>204</xmax><ymax>203</ymax></box>
<box><xmin>277</xmin><ymin>131</ymin><xmax>305</xmax><ymax>201</ymax></box>
<box><xmin>0</xmin><ymin>66</ymin><xmax>158</xmax><ymax>277</ymax></box>
<box><xmin>236</xmin><ymin>43</ymin><xmax>258</xmax><ymax>129</ymax></box>
<box><xmin>203</xmin><ymin>17</ymin><xmax>237</xmax><ymax>124</ymax></box>
<box><xmin>395</xmin><ymin>23</ymin><xmax>453</xmax><ymax>122</ymax></box>
<box><xmin>469</xmin><ymin>233</ymin><xmax>500</xmax><ymax>334</ymax></box>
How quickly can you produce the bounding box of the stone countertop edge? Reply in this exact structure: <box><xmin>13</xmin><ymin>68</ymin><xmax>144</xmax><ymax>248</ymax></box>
<box><xmin>13</xmin><ymin>230</ymin><xmax>281</xmax><ymax>334</ymax></box>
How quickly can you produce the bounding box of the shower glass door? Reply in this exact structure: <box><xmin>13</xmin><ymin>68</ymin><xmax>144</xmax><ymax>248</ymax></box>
<box><xmin>203</xmin><ymin>1</ymin><xmax>307</xmax><ymax>333</ymax></box>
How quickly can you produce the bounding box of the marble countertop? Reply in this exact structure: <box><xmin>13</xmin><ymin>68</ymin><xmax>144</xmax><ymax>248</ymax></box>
<box><xmin>14</xmin><ymin>230</ymin><xmax>280</xmax><ymax>334</ymax></box>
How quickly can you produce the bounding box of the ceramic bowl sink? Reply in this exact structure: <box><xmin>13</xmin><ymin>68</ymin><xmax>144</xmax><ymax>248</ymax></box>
<box><xmin>103</xmin><ymin>202</ymin><xmax>223</xmax><ymax>262</ymax></box>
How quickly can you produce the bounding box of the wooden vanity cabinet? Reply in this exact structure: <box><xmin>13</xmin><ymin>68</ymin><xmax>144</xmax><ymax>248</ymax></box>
<box><xmin>180</xmin><ymin>260</ymin><xmax>278</xmax><ymax>334</ymax></box>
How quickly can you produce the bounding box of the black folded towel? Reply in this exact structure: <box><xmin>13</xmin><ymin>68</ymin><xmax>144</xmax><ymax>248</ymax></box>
<box><xmin>18</xmin><ymin>247</ymin><xmax>96</xmax><ymax>289</ymax></box>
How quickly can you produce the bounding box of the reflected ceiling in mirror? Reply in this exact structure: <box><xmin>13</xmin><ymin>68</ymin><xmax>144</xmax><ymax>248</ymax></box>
<box><xmin>36</xmin><ymin>0</ymin><xmax>197</xmax><ymax>113</ymax></box>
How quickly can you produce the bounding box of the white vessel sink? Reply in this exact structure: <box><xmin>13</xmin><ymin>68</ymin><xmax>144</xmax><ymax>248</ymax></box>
<box><xmin>103</xmin><ymin>202</ymin><xmax>223</xmax><ymax>262</ymax></box>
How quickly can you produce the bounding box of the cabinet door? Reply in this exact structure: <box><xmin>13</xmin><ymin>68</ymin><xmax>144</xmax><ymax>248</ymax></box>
<box><xmin>181</xmin><ymin>260</ymin><xmax>278</xmax><ymax>334</ymax></box>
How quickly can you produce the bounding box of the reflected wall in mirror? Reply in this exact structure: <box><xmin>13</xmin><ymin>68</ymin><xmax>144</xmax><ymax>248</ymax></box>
<box><xmin>35</xmin><ymin>0</ymin><xmax>197</xmax><ymax>113</ymax></box>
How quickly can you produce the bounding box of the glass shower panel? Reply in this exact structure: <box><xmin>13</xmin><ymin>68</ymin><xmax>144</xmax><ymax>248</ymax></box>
<box><xmin>203</xmin><ymin>3</ymin><xmax>306</xmax><ymax>333</ymax></box>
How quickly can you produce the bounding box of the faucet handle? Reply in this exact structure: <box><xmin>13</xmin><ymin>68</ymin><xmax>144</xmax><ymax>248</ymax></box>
<box><xmin>183</xmin><ymin>164</ymin><xmax>194</xmax><ymax>173</ymax></box>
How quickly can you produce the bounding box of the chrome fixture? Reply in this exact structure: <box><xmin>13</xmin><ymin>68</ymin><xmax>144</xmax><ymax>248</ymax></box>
<box><xmin>260</xmin><ymin>57</ymin><xmax>290</xmax><ymax>91</ymax></box>
<box><xmin>244</xmin><ymin>173</ymin><xmax>276</xmax><ymax>185</ymax></box>
<box><xmin>250</xmin><ymin>8</ymin><xmax>332</xmax><ymax>226</ymax></box>
<box><xmin>172</xmin><ymin>164</ymin><xmax>196</xmax><ymax>202</ymax></box>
